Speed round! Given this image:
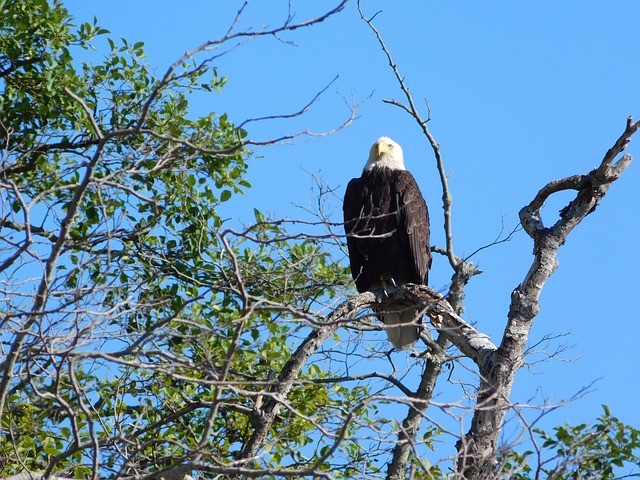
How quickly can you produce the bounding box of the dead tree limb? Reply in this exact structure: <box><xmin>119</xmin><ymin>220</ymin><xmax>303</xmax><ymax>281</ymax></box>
<box><xmin>456</xmin><ymin>116</ymin><xmax>639</xmax><ymax>479</ymax></box>
<box><xmin>355</xmin><ymin>4</ymin><xmax>487</xmax><ymax>477</ymax></box>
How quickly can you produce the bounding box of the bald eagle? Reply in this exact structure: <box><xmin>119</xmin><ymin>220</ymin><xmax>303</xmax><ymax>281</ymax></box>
<box><xmin>343</xmin><ymin>137</ymin><xmax>431</xmax><ymax>349</ymax></box>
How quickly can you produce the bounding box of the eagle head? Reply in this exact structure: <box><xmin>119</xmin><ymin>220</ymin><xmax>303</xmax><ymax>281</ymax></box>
<box><xmin>364</xmin><ymin>136</ymin><xmax>405</xmax><ymax>172</ymax></box>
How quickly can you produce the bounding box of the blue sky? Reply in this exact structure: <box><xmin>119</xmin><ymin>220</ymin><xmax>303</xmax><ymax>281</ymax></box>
<box><xmin>66</xmin><ymin>0</ymin><xmax>640</xmax><ymax>458</ymax></box>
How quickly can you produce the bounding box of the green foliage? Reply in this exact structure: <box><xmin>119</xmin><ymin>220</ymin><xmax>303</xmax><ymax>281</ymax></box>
<box><xmin>0</xmin><ymin>1</ymin><xmax>376</xmax><ymax>478</ymax></box>
<box><xmin>499</xmin><ymin>405</ymin><xmax>640</xmax><ymax>479</ymax></box>
<box><xmin>0</xmin><ymin>0</ymin><xmax>90</xmax><ymax>140</ymax></box>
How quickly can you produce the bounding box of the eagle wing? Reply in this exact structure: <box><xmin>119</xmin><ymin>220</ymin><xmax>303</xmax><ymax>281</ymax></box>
<box><xmin>396</xmin><ymin>171</ymin><xmax>431</xmax><ymax>285</ymax></box>
<box><xmin>343</xmin><ymin>176</ymin><xmax>369</xmax><ymax>292</ymax></box>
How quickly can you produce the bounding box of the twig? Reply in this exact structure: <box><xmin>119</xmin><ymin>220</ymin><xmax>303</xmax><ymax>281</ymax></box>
<box><xmin>64</xmin><ymin>87</ymin><xmax>103</xmax><ymax>140</ymax></box>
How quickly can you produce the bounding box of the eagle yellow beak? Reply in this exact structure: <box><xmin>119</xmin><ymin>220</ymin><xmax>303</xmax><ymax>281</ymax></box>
<box><xmin>377</xmin><ymin>142</ymin><xmax>390</xmax><ymax>157</ymax></box>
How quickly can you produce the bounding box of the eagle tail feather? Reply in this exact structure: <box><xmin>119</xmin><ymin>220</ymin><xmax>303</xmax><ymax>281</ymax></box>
<box><xmin>376</xmin><ymin>307</ymin><xmax>420</xmax><ymax>350</ymax></box>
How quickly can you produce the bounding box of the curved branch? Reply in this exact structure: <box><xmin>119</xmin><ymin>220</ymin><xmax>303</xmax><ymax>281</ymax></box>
<box><xmin>64</xmin><ymin>87</ymin><xmax>103</xmax><ymax>140</ymax></box>
<box><xmin>136</xmin><ymin>1</ymin><xmax>348</xmax><ymax>131</ymax></box>
<box><xmin>457</xmin><ymin>116</ymin><xmax>639</xmax><ymax>478</ymax></box>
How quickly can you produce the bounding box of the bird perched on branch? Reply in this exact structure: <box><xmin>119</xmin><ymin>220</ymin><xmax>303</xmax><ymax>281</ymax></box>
<box><xmin>343</xmin><ymin>136</ymin><xmax>431</xmax><ymax>349</ymax></box>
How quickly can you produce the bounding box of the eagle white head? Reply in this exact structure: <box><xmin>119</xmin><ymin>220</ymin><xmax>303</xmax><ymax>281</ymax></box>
<box><xmin>364</xmin><ymin>136</ymin><xmax>406</xmax><ymax>172</ymax></box>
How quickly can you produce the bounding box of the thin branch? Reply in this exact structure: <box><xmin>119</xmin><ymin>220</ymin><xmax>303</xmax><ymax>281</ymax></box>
<box><xmin>464</xmin><ymin>219</ymin><xmax>523</xmax><ymax>262</ymax></box>
<box><xmin>0</xmin><ymin>183</ymin><xmax>33</xmax><ymax>274</ymax></box>
<box><xmin>236</xmin><ymin>75</ymin><xmax>340</xmax><ymax>130</ymax></box>
<box><xmin>136</xmin><ymin>1</ymin><xmax>348</xmax><ymax>131</ymax></box>
<box><xmin>63</xmin><ymin>87</ymin><xmax>103</xmax><ymax>140</ymax></box>
<box><xmin>357</xmin><ymin>0</ymin><xmax>457</xmax><ymax>268</ymax></box>
<box><xmin>308</xmin><ymin>371</ymin><xmax>415</xmax><ymax>398</ymax></box>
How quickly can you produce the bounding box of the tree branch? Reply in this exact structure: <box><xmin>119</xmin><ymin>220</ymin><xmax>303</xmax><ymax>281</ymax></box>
<box><xmin>0</xmin><ymin>140</ymin><xmax>106</xmax><ymax>422</ymax></box>
<box><xmin>136</xmin><ymin>1</ymin><xmax>348</xmax><ymax>131</ymax></box>
<box><xmin>357</xmin><ymin>0</ymin><xmax>457</xmax><ymax>269</ymax></box>
<box><xmin>357</xmin><ymin>4</ymin><xmax>484</xmax><ymax>477</ymax></box>
<box><xmin>236</xmin><ymin>281</ymin><xmax>486</xmax><ymax>467</ymax></box>
<box><xmin>457</xmin><ymin>116</ymin><xmax>639</xmax><ymax>478</ymax></box>
<box><xmin>371</xmin><ymin>284</ymin><xmax>497</xmax><ymax>369</ymax></box>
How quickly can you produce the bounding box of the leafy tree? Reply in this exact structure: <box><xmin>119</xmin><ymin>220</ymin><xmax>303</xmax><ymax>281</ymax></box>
<box><xmin>501</xmin><ymin>406</ymin><xmax>640</xmax><ymax>479</ymax></box>
<box><xmin>0</xmin><ymin>1</ymin><xmax>639</xmax><ymax>480</ymax></box>
<box><xmin>0</xmin><ymin>0</ymin><xmax>355</xmax><ymax>477</ymax></box>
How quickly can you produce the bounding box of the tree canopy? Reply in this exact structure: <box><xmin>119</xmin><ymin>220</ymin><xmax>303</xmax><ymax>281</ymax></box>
<box><xmin>1</xmin><ymin>1</ymin><xmax>639</xmax><ymax>479</ymax></box>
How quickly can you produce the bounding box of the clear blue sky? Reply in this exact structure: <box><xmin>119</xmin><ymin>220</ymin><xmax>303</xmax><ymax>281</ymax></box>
<box><xmin>66</xmin><ymin>0</ymin><xmax>640</xmax><ymax>455</ymax></box>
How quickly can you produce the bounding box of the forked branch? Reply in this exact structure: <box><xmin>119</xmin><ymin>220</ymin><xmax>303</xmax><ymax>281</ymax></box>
<box><xmin>457</xmin><ymin>116</ymin><xmax>638</xmax><ymax>479</ymax></box>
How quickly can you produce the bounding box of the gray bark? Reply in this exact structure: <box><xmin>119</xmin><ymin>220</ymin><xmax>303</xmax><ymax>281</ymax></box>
<box><xmin>455</xmin><ymin>117</ymin><xmax>638</xmax><ymax>479</ymax></box>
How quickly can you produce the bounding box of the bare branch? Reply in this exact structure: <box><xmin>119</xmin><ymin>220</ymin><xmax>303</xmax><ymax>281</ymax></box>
<box><xmin>237</xmin><ymin>75</ymin><xmax>340</xmax><ymax>130</ymax></box>
<box><xmin>357</xmin><ymin>0</ymin><xmax>458</xmax><ymax>269</ymax></box>
<box><xmin>457</xmin><ymin>116</ymin><xmax>639</xmax><ymax>478</ymax></box>
<box><xmin>463</xmin><ymin>219</ymin><xmax>523</xmax><ymax>262</ymax></box>
<box><xmin>136</xmin><ymin>1</ymin><xmax>348</xmax><ymax>131</ymax></box>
